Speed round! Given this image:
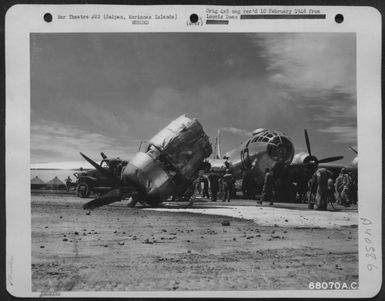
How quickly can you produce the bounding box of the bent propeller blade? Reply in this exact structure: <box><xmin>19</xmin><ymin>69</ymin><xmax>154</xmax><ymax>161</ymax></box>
<box><xmin>83</xmin><ymin>188</ymin><xmax>122</xmax><ymax>210</ymax></box>
<box><xmin>80</xmin><ymin>152</ymin><xmax>120</xmax><ymax>184</ymax></box>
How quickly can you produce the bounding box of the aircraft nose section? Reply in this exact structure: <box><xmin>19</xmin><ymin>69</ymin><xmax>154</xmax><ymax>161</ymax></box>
<box><xmin>267</xmin><ymin>136</ymin><xmax>294</xmax><ymax>164</ymax></box>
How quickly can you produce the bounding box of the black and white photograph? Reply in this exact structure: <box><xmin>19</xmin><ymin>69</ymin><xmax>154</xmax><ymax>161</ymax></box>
<box><xmin>5</xmin><ymin>5</ymin><xmax>382</xmax><ymax>298</ymax></box>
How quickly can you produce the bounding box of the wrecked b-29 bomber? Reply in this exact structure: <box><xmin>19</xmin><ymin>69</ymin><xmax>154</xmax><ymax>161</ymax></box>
<box><xmin>80</xmin><ymin>115</ymin><xmax>212</xmax><ymax>209</ymax></box>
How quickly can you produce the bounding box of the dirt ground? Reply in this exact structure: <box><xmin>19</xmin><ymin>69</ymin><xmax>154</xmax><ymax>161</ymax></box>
<box><xmin>31</xmin><ymin>194</ymin><xmax>358</xmax><ymax>291</ymax></box>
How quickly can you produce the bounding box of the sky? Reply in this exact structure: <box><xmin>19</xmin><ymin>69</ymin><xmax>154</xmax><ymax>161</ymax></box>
<box><xmin>30</xmin><ymin>32</ymin><xmax>357</xmax><ymax>168</ymax></box>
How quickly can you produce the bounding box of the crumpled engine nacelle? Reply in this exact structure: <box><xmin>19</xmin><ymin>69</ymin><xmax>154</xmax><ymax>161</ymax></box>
<box><xmin>122</xmin><ymin>115</ymin><xmax>212</xmax><ymax>205</ymax></box>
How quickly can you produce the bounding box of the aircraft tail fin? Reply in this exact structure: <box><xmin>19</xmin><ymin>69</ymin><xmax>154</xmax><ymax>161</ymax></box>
<box><xmin>214</xmin><ymin>129</ymin><xmax>222</xmax><ymax>159</ymax></box>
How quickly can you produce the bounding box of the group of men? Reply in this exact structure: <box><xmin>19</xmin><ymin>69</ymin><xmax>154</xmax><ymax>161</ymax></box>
<box><xmin>196</xmin><ymin>169</ymin><xmax>236</xmax><ymax>202</ymax></box>
<box><xmin>307</xmin><ymin>167</ymin><xmax>357</xmax><ymax>210</ymax></box>
<box><xmin>260</xmin><ymin>166</ymin><xmax>357</xmax><ymax>210</ymax></box>
<box><xmin>195</xmin><ymin>165</ymin><xmax>357</xmax><ymax>211</ymax></box>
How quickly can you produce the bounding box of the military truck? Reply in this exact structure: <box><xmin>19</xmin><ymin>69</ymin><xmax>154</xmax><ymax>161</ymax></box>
<box><xmin>75</xmin><ymin>152</ymin><xmax>127</xmax><ymax>198</ymax></box>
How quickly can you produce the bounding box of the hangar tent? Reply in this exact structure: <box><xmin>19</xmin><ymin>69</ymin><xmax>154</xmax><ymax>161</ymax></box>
<box><xmin>46</xmin><ymin>176</ymin><xmax>66</xmax><ymax>190</ymax></box>
<box><xmin>31</xmin><ymin>176</ymin><xmax>46</xmax><ymax>189</ymax></box>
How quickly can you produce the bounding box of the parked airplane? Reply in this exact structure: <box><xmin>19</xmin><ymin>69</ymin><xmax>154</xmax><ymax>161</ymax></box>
<box><xmin>209</xmin><ymin>128</ymin><xmax>344</xmax><ymax>189</ymax></box>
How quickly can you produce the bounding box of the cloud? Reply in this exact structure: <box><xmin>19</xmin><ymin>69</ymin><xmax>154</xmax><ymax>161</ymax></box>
<box><xmin>318</xmin><ymin>125</ymin><xmax>357</xmax><ymax>144</ymax></box>
<box><xmin>146</xmin><ymin>77</ymin><xmax>298</xmax><ymax>130</ymax></box>
<box><xmin>250</xmin><ymin>33</ymin><xmax>357</xmax><ymax>144</ymax></box>
<box><xmin>224</xmin><ymin>58</ymin><xmax>235</xmax><ymax>67</ymax></box>
<box><xmin>31</xmin><ymin>120</ymin><xmax>139</xmax><ymax>164</ymax></box>
<box><xmin>57</xmin><ymin>98</ymin><xmax>133</xmax><ymax>139</ymax></box>
<box><xmin>252</xmin><ymin>33</ymin><xmax>356</xmax><ymax>97</ymax></box>
<box><xmin>221</xmin><ymin>126</ymin><xmax>251</xmax><ymax>137</ymax></box>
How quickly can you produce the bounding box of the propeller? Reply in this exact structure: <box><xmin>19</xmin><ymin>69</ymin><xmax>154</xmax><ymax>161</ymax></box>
<box><xmin>348</xmin><ymin>145</ymin><xmax>358</xmax><ymax>154</ymax></box>
<box><xmin>304</xmin><ymin>129</ymin><xmax>312</xmax><ymax>156</ymax></box>
<box><xmin>80</xmin><ymin>152</ymin><xmax>121</xmax><ymax>185</ymax></box>
<box><xmin>302</xmin><ymin>129</ymin><xmax>344</xmax><ymax>164</ymax></box>
<box><xmin>80</xmin><ymin>152</ymin><xmax>138</xmax><ymax>210</ymax></box>
<box><xmin>318</xmin><ymin>156</ymin><xmax>344</xmax><ymax>164</ymax></box>
<box><xmin>83</xmin><ymin>188</ymin><xmax>122</xmax><ymax>210</ymax></box>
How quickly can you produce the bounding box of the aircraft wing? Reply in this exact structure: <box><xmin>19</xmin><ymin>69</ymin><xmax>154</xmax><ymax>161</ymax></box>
<box><xmin>283</xmin><ymin>162</ymin><xmax>357</xmax><ymax>187</ymax></box>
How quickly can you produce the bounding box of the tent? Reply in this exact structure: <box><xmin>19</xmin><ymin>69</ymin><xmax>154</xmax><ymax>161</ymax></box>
<box><xmin>31</xmin><ymin>176</ymin><xmax>46</xmax><ymax>189</ymax></box>
<box><xmin>46</xmin><ymin>176</ymin><xmax>66</xmax><ymax>190</ymax></box>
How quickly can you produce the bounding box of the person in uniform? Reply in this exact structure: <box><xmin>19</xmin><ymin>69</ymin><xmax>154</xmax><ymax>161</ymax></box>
<box><xmin>65</xmin><ymin>176</ymin><xmax>72</xmax><ymax>192</ymax></box>
<box><xmin>313</xmin><ymin>167</ymin><xmax>331</xmax><ymax>210</ymax></box>
<box><xmin>260</xmin><ymin>168</ymin><xmax>274</xmax><ymax>205</ymax></box>
<box><xmin>242</xmin><ymin>169</ymin><xmax>256</xmax><ymax>199</ymax></box>
<box><xmin>341</xmin><ymin>172</ymin><xmax>352</xmax><ymax>207</ymax></box>
<box><xmin>335</xmin><ymin>168</ymin><xmax>351</xmax><ymax>206</ymax></box>
<box><xmin>201</xmin><ymin>175</ymin><xmax>210</xmax><ymax>199</ymax></box>
<box><xmin>196</xmin><ymin>176</ymin><xmax>202</xmax><ymax>195</ymax></box>
<box><xmin>208</xmin><ymin>170</ymin><xmax>220</xmax><ymax>202</ymax></box>
<box><xmin>222</xmin><ymin>169</ymin><xmax>234</xmax><ymax>202</ymax></box>
<box><xmin>307</xmin><ymin>176</ymin><xmax>317</xmax><ymax>209</ymax></box>
<box><xmin>350</xmin><ymin>172</ymin><xmax>358</xmax><ymax>204</ymax></box>
<box><xmin>223</xmin><ymin>156</ymin><xmax>230</xmax><ymax>169</ymax></box>
<box><xmin>335</xmin><ymin>168</ymin><xmax>345</xmax><ymax>204</ymax></box>
<box><xmin>327</xmin><ymin>177</ymin><xmax>336</xmax><ymax>205</ymax></box>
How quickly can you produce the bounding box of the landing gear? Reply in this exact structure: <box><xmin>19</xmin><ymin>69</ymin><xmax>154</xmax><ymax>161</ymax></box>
<box><xmin>77</xmin><ymin>182</ymin><xmax>91</xmax><ymax>198</ymax></box>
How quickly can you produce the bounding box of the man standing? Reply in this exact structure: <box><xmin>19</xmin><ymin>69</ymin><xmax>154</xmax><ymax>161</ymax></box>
<box><xmin>341</xmin><ymin>172</ymin><xmax>352</xmax><ymax>207</ymax></box>
<box><xmin>335</xmin><ymin>168</ymin><xmax>351</xmax><ymax>206</ymax></box>
<box><xmin>242</xmin><ymin>170</ymin><xmax>256</xmax><ymax>199</ymax></box>
<box><xmin>327</xmin><ymin>177</ymin><xmax>336</xmax><ymax>205</ymax></box>
<box><xmin>350</xmin><ymin>172</ymin><xmax>358</xmax><ymax>204</ymax></box>
<box><xmin>260</xmin><ymin>168</ymin><xmax>274</xmax><ymax>205</ymax></box>
<box><xmin>314</xmin><ymin>167</ymin><xmax>331</xmax><ymax>210</ymax></box>
<box><xmin>208</xmin><ymin>170</ymin><xmax>220</xmax><ymax>202</ymax></box>
<box><xmin>65</xmin><ymin>176</ymin><xmax>72</xmax><ymax>192</ymax></box>
<box><xmin>201</xmin><ymin>175</ymin><xmax>210</xmax><ymax>199</ymax></box>
<box><xmin>307</xmin><ymin>176</ymin><xmax>317</xmax><ymax>209</ymax></box>
<box><xmin>222</xmin><ymin>169</ymin><xmax>234</xmax><ymax>202</ymax></box>
<box><xmin>335</xmin><ymin>168</ymin><xmax>345</xmax><ymax>204</ymax></box>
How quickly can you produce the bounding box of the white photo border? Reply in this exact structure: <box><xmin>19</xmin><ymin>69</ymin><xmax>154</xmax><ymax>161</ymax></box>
<box><xmin>5</xmin><ymin>4</ymin><xmax>382</xmax><ymax>298</ymax></box>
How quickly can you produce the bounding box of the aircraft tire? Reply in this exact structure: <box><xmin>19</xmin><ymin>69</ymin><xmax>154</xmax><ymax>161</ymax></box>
<box><xmin>77</xmin><ymin>182</ymin><xmax>91</xmax><ymax>198</ymax></box>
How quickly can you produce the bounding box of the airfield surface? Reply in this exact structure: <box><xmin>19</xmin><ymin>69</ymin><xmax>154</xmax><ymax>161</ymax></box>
<box><xmin>31</xmin><ymin>194</ymin><xmax>358</xmax><ymax>292</ymax></box>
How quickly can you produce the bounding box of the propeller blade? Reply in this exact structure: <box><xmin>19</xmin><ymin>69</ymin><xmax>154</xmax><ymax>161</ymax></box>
<box><xmin>348</xmin><ymin>146</ymin><xmax>358</xmax><ymax>154</ymax></box>
<box><xmin>83</xmin><ymin>188</ymin><xmax>122</xmax><ymax>209</ymax></box>
<box><xmin>318</xmin><ymin>156</ymin><xmax>344</xmax><ymax>164</ymax></box>
<box><xmin>304</xmin><ymin>129</ymin><xmax>312</xmax><ymax>157</ymax></box>
<box><xmin>80</xmin><ymin>152</ymin><xmax>120</xmax><ymax>185</ymax></box>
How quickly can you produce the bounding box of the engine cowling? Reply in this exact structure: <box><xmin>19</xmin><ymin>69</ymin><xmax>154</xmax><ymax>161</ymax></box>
<box><xmin>292</xmin><ymin>152</ymin><xmax>318</xmax><ymax>165</ymax></box>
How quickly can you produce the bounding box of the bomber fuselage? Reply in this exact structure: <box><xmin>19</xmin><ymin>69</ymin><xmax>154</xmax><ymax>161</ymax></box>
<box><xmin>211</xmin><ymin>129</ymin><xmax>295</xmax><ymax>184</ymax></box>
